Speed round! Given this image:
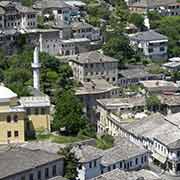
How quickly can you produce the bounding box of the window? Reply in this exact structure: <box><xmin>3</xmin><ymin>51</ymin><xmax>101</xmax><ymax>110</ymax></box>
<box><xmin>41</xmin><ymin>108</ymin><xmax>45</xmax><ymax>115</ymax></box>
<box><xmin>141</xmin><ymin>156</ymin><xmax>144</xmax><ymax>164</ymax></box>
<box><xmin>13</xmin><ymin>115</ymin><xmax>18</xmax><ymax>122</ymax></box>
<box><xmin>29</xmin><ymin>173</ymin><xmax>33</xmax><ymax>180</ymax></box>
<box><xmin>89</xmin><ymin>162</ymin><xmax>92</xmax><ymax>168</ymax></box>
<box><xmin>37</xmin><ymin>171</ymin><xmax>41</xmax><ymax>180</ymax></box>
<box><xmin>94</xmin><ymin>160</ymin><xmax>97</xmax><ymax>167</ymax></box>
<box><xmin>21</xmin><ymin>176</ymin><xmax>25</xmax><ymax>180</ymax></box>
<box><xmin>27</xmin><ymin>108</ymin><xmax>31</xmax><ymax>115</ymax></box>
<box><xmin>144</xmin><ymin>156</ymin><xmax>147</xmax><ymax>162</ymax></box>
<box><xmin>177</xmin><ymin>151</ymin><xmax>180</xmax><ymax>157</ymax></box>
<box><xmin>35</xmin><ymin>108</ymin><xmax>39</xmax><ymax>115</ymax></box>
<box><xmin>130</xmin><ymin>161</ymin><xmax>132</xmax><ymax>167</ymax></box>
<box><xmin>14</xmin><ymin>131</ymin><xmax>19</xmax><ymax>137</ymax></box>
<box><xmin>113</xmin><ymin>164</ymin><xmax>116</xmax><ymax>169</ymax></box>
<box><xmin>160</xmin><ymin>47</ymin><xmax>165</xmax><ymax>52</ymax></box>
<box><xmin>135</xmin><ymin>158</ymin><xmax>138</xmax><ymax>165</ymax></box>
<box><xmin>45</xmin><ymin>168</ymin><xmax>49</xmax><ymax>178</ymax></box>
<box><xmin>148</xmin><ymin>48</ymin><xmax>153</xmax><ymax>53</ymax></box>
<box><xmin>52</xmin><ymin>165</ymin><xmax>57</xmax><ymax>176</ymax></box>
<box><xmin>108</xmin><ymin>166</ymin><xmax>111</xmax><ymax>171</ymax></box>
<box><xmin>7</xmin><ymin>131</ymin><xmax>11</xmax><ymax>138</ymax></box>
<box><xmin>119</xmin><ymin>161</ymin><xmax>122</xmax><ymax>168</ymax></box>
<box><xmin>7</xmin><ymin>115</ymin><xmax>11</xmax><ymax>123</ymax></box>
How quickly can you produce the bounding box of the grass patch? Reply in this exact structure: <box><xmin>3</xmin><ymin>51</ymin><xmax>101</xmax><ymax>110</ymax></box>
<box><xmin>35</xmin><ymin>133</ymin><xmax>89</xmax><ymax>144</ymax></box>
<box><xmin>96</xmin><ymin>134</ymin><xmax>114</xmax><ymax>150</ymax></box>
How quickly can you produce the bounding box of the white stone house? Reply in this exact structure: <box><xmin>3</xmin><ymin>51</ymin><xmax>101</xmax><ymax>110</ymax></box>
<box><xmin>72</xmin><ymin>21</ymin><xmax>101</xmax><ymax>41</ymax></box>
<box><xmin>72</xmin><ymin>137</ymin><xmax>149</xmax><ymax>180</ymax></box>
<box><xmin>0</xmin><ymin>1</ymin><xmax>37</xmax><ymax>30</ymax></box>
<box><xmin>129</xmin><ymin>30</ymin><xmax>168</xmax><ymax>60</ymax></box>
<box><xmin>69</xmin><ymin>51</ymin><xmax>119</xmax><ymax>85</ymax></box>
<box><xmin>0</xmin><ymin>147</ymin><xmax>64</xmax><ymax>180</ymax></box>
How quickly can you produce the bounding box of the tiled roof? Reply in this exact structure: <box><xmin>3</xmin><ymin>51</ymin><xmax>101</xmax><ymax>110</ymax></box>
<box><xmin>0</xmin><ymin>147</ymin><xmax>63</xmax><ymax>179</ymax></box>
<box><xmin>101</xmin><ymin>137</ymin><xmax>147</xmax><ymax>166</ymax></box>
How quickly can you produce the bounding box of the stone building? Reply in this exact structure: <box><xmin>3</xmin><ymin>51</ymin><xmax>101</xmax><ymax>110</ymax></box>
<box><xmin>33</xmin><ymin>0</ymin><xmax>72</xmax><ymax>24</ymax></box>
<box><xmin>72</xmin><ymin>21</ymin><xmax>101</xmax><ymax>41</ymax></box>
<box><xmin>0</xmin><ymin>1</ymin><xmax>37</xmax><ymax>30</ymax></box>
<box><xmin>59</xmin><ymin>38</ymin><xmax>90</xmax><ymax>56</ymax></box>
<box><xmin>96</xmin><ymin>97</ymin><xmax>146</xmax><ymax>136</ymax></box>
<box><xmin>129</xmin><ymin>30</ymin><xmax>168</xmax><ymax>60</ymax></box>
<box><xmin>91</xmin><ymin>169</ymin><xmax>162</xmax><ymax>180</ymax></box>
<box><xmin>69</xmin><ymin>51</ymin><xmax>119</xmax><ymax>85</ymax></box>
<box><xmin>75</xmin><ymin>79</ymin><xmax>121</xmax><ymax>123</ymax></box>
<box><xmin>72</xmin><ymin>137</ymin><xmax>149</xmax><ymax>180</ymax></box>
<box><xmin>0</xmin><ymin>147</ymin><xmax>64</xmax><ymax>180</ymax></box>
<box><xmin>102</xmin><ymin>112</ymin><xmax>180</xmax><ymax>176</ymax></box>
<box><xmin>22</xmin><ymin>29</ymin><xmax>61</xmax><ymax>55</ymax></box>
<box><xmin>0</xmin><ymin>86</ymin><xmax>25</xmax><ymax>144</ymax></box>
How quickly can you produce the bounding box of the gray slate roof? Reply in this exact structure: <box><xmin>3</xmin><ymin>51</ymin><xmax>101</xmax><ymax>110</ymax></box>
<box><xmin>122</xmin><ymin>113</ymin><xmax>180</xmax><ymax>147</ymax></box>
<box><xmin>130</xmin><ymin>30</ymin><xmax>168</xmax><ymax>42</ymax></box>
<box><xmin>70</xmin><ymin>51</ymin><xmax>118</xmax><ymax>64</ymax></box>
<box><xmin>0</xmin><ymin>1</ymin><xmax>36</xmax><ymax>13</ymax></box>
<box><xmin>49</xmin><ymin>176</ymin><xmax>68</xmax><ymax>180</ymax></box>
<box><xmin>72</xmin><ymin>145</ymin><xmax>103</xmax><ymax>163</ymax></box>
<box><xmin>0</xmin><ymin>147</ymin><xmax>63</xmax><ymax>179</ymax></box>
<box><xmin>91</xmin><ymin>169</ymin><xmax>161</xmax><ymax>180</ymax></box>
<box><xmin>97</xmin><ymin>96</ymin><xmax>146</xmax><ymax>110</ymax></box>
<box><xmin>101</xmin><ymin>137</ymin><xmax>147</xmax><ymax>166</ymax></box>
<box><xmin>33</xmin><ymin>0</ymin><xmax>71</xmax><ymax>9</ymax></box>
<box><xmin>119</xmin><ymin>68</ymin><xmax>158</xmax><ymax>79</ymax></box>
<box><xmin>129</xmin><ymin>0</ymin><xmax>176</xmax><ymax>8</ymax></box>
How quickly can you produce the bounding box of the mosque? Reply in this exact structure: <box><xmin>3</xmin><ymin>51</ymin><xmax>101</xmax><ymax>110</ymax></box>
<box><xmin>0</xmin><ymin>47</ymin><xmax>51</xmax><ymax>144</ymax></box>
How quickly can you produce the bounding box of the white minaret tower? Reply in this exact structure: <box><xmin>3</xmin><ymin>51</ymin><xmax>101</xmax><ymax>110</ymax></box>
<box><xmin>32</xmin><ymin>46</ymin><xmax>41</xmax><ymax>90</ymax></box>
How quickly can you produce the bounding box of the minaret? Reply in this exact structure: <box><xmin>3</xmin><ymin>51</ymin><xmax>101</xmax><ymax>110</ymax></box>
<box><xmin>32</xmin><ymin>47</ymin><xmax>41</xmax><ymax>90</ymax></box>
<box><xmin>39</xmin><ymin>33</ymin><xmax>43</xmax><ymax>53</ymax></box>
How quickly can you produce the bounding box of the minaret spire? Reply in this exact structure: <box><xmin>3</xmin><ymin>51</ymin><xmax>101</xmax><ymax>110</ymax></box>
<box><xmin>32</xmin><ymin>46</ymin><xmax>41</xmax><ymax>90</ymax></box>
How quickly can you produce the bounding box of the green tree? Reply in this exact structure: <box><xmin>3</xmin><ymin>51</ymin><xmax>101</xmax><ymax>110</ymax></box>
<box><xmin>128</xmin><ymin>13</ymin><xmax>144</xmax><ymax>30</ymax></box>
<box><xmin>103</xmin><ymin>34</ymin><xmax>134</xmax><ymax>67</ymax></box>
<box><xmin>146</xmin><ymin>95</ymin><xmax>161</xmax><ymax>112</ymax></box>
<box><xmin>21</xmin><ymin>0</ymin><xmax>33</xmax><ymax>7</ymax></box>
<box><xmin>58</xmin><ymin>146</ymin><xmax>79</xmax><ymax>180</ymax></box>
<box><xmin>53</xmin><ymin>90</ymin><xmax>87</xmax><ymax>135</ymax></box>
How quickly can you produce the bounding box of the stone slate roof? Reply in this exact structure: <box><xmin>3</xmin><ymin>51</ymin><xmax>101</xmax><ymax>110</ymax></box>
<box><xmin>33</xmin><ymin>0</ymin><xmax>71</xmax><ymax>9</ymax></box>
<box><xmin>129</xmin><ymin>0</ymin><xmax>176</xmax><ymax>8</ymax></box>
<box><xmin>91</xmin><ymin>169</ymin><xmax>161</xmax><ymax>180</ymax></box>
<box><xmin>101</xmin><ymin>137</ymin><xmax>147</xmax><ymax>166</ymax></box>
<box><xmin>130</xmin><ymin>30</ymin><xmax>168</xmax><ymax>42</ymax></box>
<box><xmin>97</xmin><ymin>96</ymin><xmax>146</xmax><ymax>110</ymax></box>
<box><xmin>72</xmin><ymin>145</ymin><xmax>103</xmax><ymax>163</ymax></box>
<box><xmin>123</xmin><ymin>113</ymin><xmax>180</xmax><ymax>147</ymax></box>
<box><xmin>0</xmin><ymin>1</ymin><xmax>36</xmax><ymax>13</ymax></box>
<box><xmin>159</xmin><ymin>95</ymin><xmax>180</xmax><ymax>106</ymax></box>
<box><xmin>70</xmin><ymin>51</ymin><xmax>118</xmax><ymax>64</ymax></box>
<box><xmin>119</xmin><ymin>68</ymin><xmax>158</xmax><ymax>79</ymax></box>
<box><xmin>0</xmin><ymin>147</ymin><xmax>63</xmax><ymax>179</ymax></box>
<box><xmin>72</xmin><ymin>21</ymin><xmax>93</xmax><ymax>30</ymax></box>
<box><xmin>49</xmin><ymin>176</ymin><xmax>68</xmax><ymax>180</ymax></box>
<box><xmin>0</xmin><ymin>7</ymin><xmax>5</xmax><ymax>14</ymax></box>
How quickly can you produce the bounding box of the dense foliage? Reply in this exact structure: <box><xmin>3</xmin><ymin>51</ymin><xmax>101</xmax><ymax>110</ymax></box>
<box><xmin>0</xmin><ymin>49</ymin><xmax>72</xmax><ymax>97</ymax></box>
<box><xmin>58</xmin><ymin>146</ymin><xmax>79</xmax><ymax>180</ymax></box>
<box><xmin>53</xmin><ymin>90</ymin><xmax>88</xmax><ymax>135</ymax></box>
<box><xmin>148</xmin><ymin>12</ymin><xmax>180</xmax><ymax>57</ymax></box>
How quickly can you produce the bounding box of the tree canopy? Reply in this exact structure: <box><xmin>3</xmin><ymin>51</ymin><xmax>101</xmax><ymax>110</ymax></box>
<box><xmin>58</xmin><ymin>146</ymin><xmax>79</xmax><ymax>180</ymax></box>
<box><xmin>53</xmin><ymin>90</ymin><xmax>88</xmax><ymax>135</ymax></box>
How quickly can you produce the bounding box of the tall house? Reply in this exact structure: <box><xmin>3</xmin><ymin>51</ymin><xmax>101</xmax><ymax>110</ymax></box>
<box><xmin>0</xmin><ymin>86</ymin><xmax>25</xmax><ymax>144</ymax></box>
<box><xmin>0</xmin><ymin>1</ymin><xmax>37</xmax><ymax>30</ymax></box>
<box><xmin>69</xmin><ymin>51</ymin><xmax>119</xmax><ymax>85</ymax></box>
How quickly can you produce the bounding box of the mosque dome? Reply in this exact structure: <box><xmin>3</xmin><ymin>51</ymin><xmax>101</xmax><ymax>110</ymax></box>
<box><xmin>0</xmin><ymin>86</ymin><xmax>17</xmax><ymax>102</ymax></box>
